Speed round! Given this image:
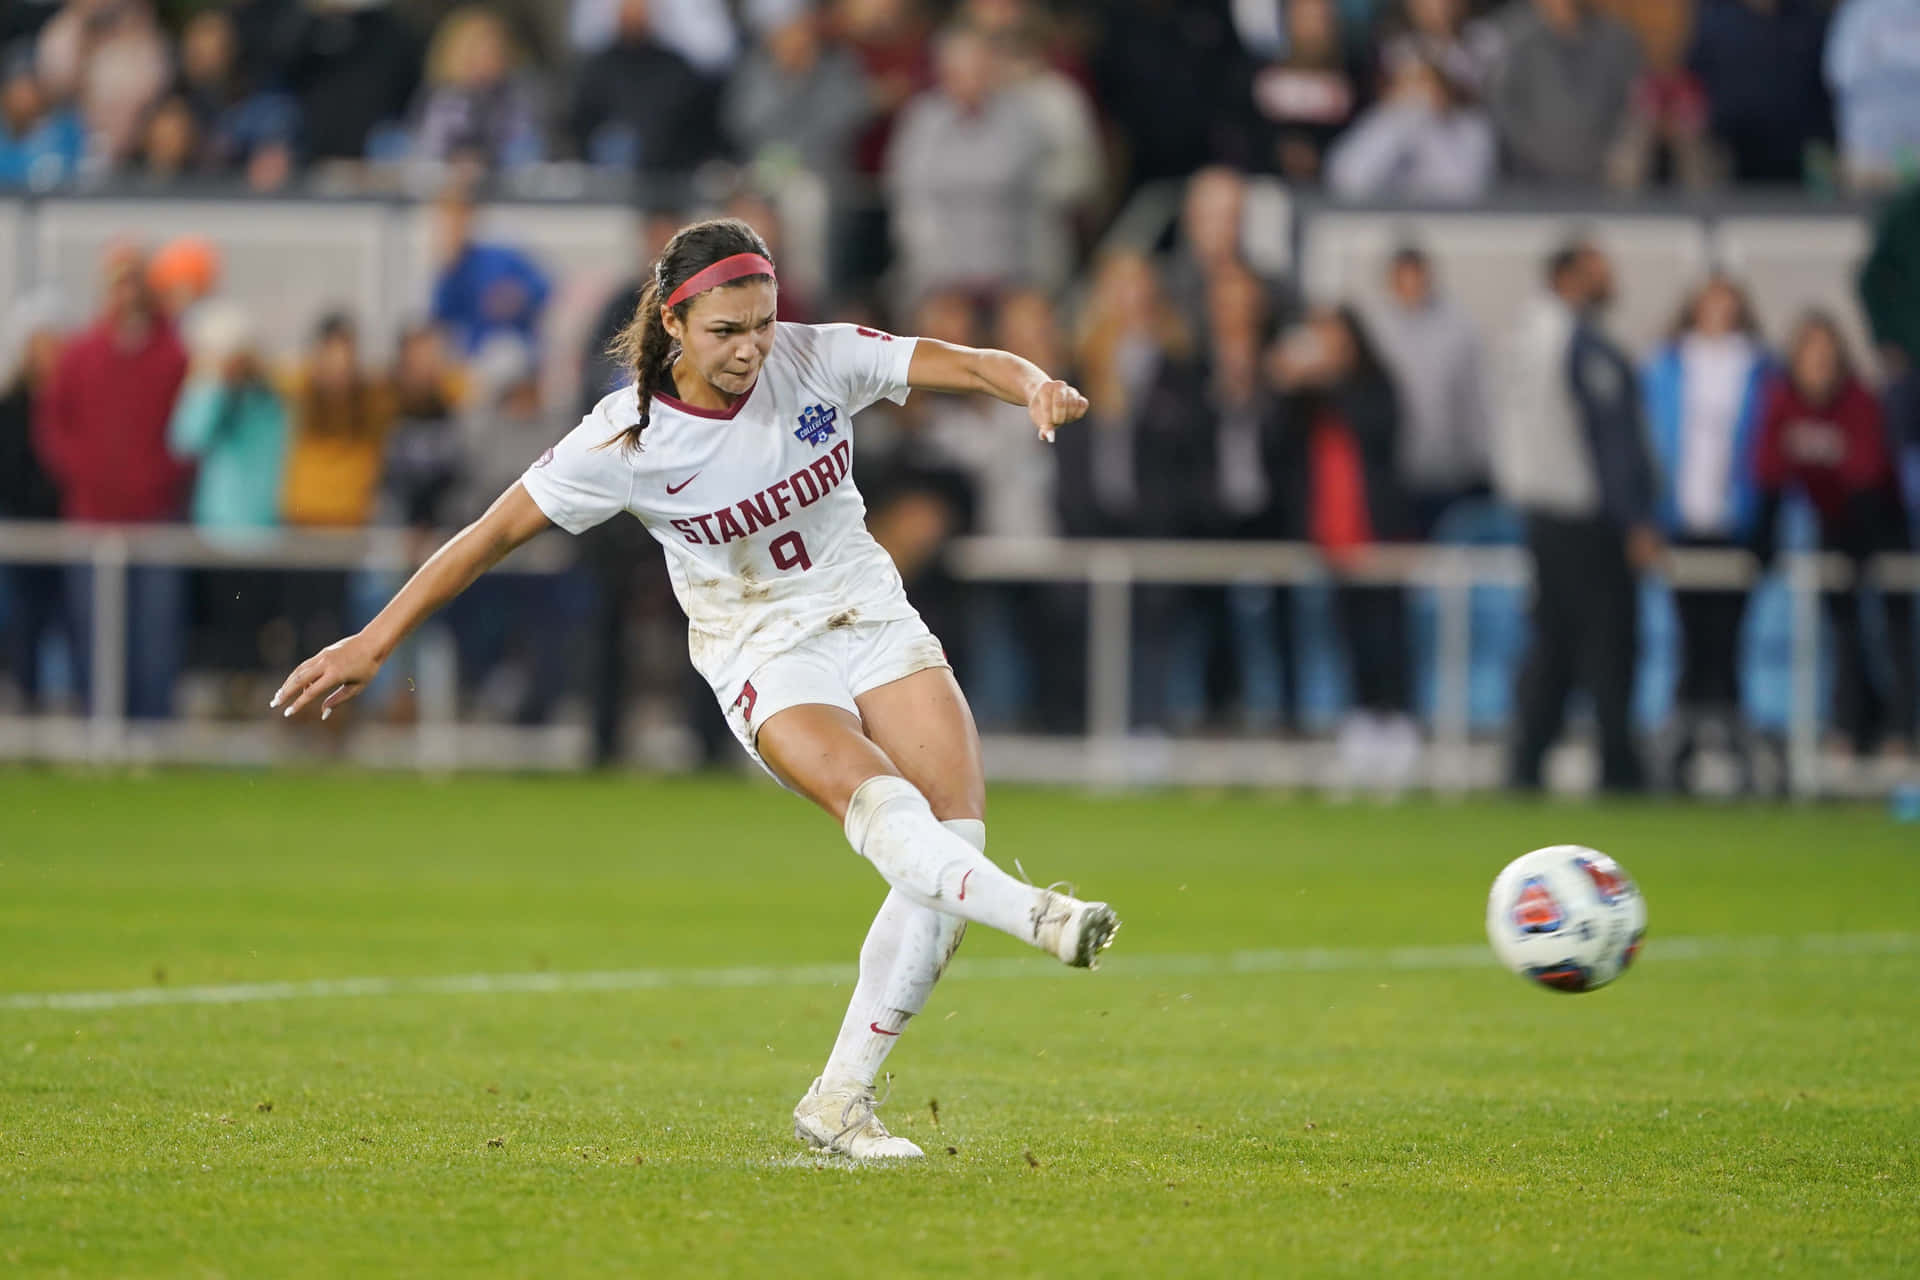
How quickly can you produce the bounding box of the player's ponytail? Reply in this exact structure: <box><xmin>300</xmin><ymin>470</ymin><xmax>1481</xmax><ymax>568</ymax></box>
<box><xmin>605</xmin><ymin>218</ymin><xmax>776</xmax><ymax>452</ymax></box>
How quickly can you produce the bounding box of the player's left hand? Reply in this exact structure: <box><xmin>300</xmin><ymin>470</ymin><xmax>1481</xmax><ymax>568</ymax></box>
<box><xmin>1028</xmin><ymin>379</ymin><xmax>1088</xmax><ymax>443</ymax></box>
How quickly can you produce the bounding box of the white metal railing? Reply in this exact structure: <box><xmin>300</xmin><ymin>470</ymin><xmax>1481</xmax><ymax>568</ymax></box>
<box><xmin>0</xmin><ymin>521</ymin><xmax>576</xmax><ymax>769</ymax></box>
<box><xmin>2</xmin><ymin>520</ymin><xmax>1917</xmax><ymax>792</ymax></box>
<box><xmin>943</xmin><ymin>537</ymin><xmax>1920</xmax><ymax>796</ymax></box>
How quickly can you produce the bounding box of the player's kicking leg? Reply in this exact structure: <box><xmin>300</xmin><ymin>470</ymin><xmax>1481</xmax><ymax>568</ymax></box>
<box><xmin>756</xmin><ymin>685</ymin><xmax>1121</xmax><ymax>967</ymax></box>
<box><xmin>760</xmin><ymin>669</ymin><xmax>1118</xmax><ymax>1158</ymax></box>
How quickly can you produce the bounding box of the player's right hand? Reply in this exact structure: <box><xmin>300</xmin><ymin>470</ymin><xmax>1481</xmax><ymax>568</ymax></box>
<box><xmin>271</xmin><ymin>634</ymin><xmax>382</xmax><ymax>721</ymax></box>
<box><xmin>1027</xmin><ymin>378</ymin><xmax>1088</xmax><ymax>443</ymax></box>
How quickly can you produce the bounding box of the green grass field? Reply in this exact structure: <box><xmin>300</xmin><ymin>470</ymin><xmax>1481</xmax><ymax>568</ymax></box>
<box><xmin>2</xmin><ymin>772</ymin><xmax>1916</xmax><ymax>1277</ymax></box>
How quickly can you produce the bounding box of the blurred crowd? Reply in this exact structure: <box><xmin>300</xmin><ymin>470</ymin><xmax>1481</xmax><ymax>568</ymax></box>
<box><xmin>0</xmin><ymin>0</ymin><xmax>1913</xmax><ymax>200</ymax></box>
<box><xmin>1</xmin><ymin>0</ymin><xmax>1919</xmax><ymax>791</ymax></box>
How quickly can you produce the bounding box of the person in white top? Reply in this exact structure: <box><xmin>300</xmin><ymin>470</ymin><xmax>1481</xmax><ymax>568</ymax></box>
<box><xmin>270</xmin><ymin>217</ymin><xmax>1120</xmax><ymax>1160</ymax></box>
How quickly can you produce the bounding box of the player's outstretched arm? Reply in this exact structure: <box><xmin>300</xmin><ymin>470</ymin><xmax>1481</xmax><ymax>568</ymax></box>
<box><xmin>905</xmin><ymin>339</ymin><xmax>1089</xmax><ymax>443</ymax></box>
<box><xmin>271</xmin><ymin>483</ymin><xmax>554</xmax><ymax>720</ymax></box>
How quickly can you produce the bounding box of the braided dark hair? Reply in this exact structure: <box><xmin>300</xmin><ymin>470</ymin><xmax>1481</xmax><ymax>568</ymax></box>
<box><xmin>604</xmin><ymin>217</ymin><xmax>775</xmax><ymax>451</ymax></box>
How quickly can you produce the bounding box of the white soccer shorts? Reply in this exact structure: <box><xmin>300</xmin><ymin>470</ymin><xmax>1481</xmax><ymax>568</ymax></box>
<box><xmin>720</xmin><ymin>614</ymin><xmax>950</xmax><ymax>776</ymax></box>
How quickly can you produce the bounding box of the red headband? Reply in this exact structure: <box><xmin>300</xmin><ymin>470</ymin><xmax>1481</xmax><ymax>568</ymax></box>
<box><xmin>665</xmin><ymin>253</ymin><xmax>777</xmax><ymax>308</ymax></box>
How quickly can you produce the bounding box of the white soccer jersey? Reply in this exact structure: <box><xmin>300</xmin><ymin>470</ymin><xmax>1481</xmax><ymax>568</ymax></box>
<box><xmin>520</xmin><ymin>321</ymin><xmax>923</xmax><ymax>701</ymax></box>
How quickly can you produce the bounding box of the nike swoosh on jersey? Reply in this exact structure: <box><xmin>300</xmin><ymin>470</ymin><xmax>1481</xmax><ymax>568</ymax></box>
<box><xmin>665</xmin><ymin>472</ymin><xmax>701</xmax><ymax>495</ymax></box>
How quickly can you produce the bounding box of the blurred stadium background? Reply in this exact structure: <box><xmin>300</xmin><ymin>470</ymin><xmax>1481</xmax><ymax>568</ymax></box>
<box><xmin>1</xmin><ymin>0</ymin><xmax>1917</xmax><ymax>803</ymax></box>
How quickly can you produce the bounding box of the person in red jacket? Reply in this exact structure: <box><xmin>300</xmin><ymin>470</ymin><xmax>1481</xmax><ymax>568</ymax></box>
<box><xmin>1753</xmin><ymin>311</ymin><xmax>1914</xmax><ymax>762</ymax></box>
<box><xmin>32</xmin><ymin>246</ymin><xmax>190</xmax><ymax>719</ymax></box>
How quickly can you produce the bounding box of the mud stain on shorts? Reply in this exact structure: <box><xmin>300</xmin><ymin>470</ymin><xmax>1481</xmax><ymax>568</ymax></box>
<box><xmin>826</xmin><ymin>608</ymin><xmax>859</xmax><ymax>630</ymax></box>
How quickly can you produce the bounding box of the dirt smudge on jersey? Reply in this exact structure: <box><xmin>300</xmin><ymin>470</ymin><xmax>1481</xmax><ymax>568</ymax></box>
<box><xmin>826</xmin><ymin>609</ymin><xmax>859</xmax><ymax>630</ymax></box>
<box><xmin>735</xmin><ymin>549</ymin><xmax>772</xmax><ymax>602</ymax></box>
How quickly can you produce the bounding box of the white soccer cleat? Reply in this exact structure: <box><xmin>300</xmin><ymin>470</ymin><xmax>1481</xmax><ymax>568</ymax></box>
<box><xmin>1031</xmin><ymin>889</ymin><xmax>1121</xmax><ymax>968</ymax></box>
<box><xmin>792</xmin><ymin>1077</ymin><xmax>924</xmax><ymax>1160</ymax></box>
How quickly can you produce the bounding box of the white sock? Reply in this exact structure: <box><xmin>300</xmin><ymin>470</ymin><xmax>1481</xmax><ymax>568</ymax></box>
<box><xmin>821</xmin><ymin>819</ymin><xmax>977</xmax><ymax>1091</ymax></box>
<box><xmin>843</xmin><ymin>776</ymin><xmax>1041</xmax><ymax>941</ymax></box>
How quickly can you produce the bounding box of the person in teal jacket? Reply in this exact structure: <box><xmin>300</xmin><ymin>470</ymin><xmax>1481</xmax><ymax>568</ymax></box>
<box><xmin>168</xmin><ymin>301</ymin><xmax>287</xmax><ymax>532</ymax></box>
<box><xmin>1642</xmin><ymin>276</ymin><xmax>1774</xmax><ymax>792</ymax></box>
<box><xmin>168</xmin><ymin>300</ymin><xmax>290</xmax><ymax>686</ymax></box>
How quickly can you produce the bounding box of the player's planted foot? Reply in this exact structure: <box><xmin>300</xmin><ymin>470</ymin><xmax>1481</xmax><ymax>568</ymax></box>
<box><xmin>792</xmin><ymin>1077</ymin><xmax>924</xmax><ymax>1160</ymax></box>
<box><xmin>1032</xmin><ymin>891</ymin><xmax>1121</xmax><ymax>968</ymax></box>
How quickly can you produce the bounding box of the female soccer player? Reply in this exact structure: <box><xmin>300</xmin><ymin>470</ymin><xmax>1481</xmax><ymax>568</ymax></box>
<box><xmin>271</xmin><ymin>218</ymin><xmax>1120</xmax><ymax>1160</ymax></box>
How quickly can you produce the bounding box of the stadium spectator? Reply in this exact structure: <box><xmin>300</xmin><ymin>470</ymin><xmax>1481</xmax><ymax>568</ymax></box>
<box><xmin>379</xmin><ymin>321</ymin><xmax>466</xmax><ymax>535</ymax></box>
<box><xmin>397</xmin><ymin>0</ymin><xmax>560</xmax><ymax>70</ymax></box>
<box><xmin>35</xmin><ymin>248</ymin><xmax>191</xmax><ymax>526</ymax></box>
<box><xmin>1326</xmin><ymin>51</ymin><xmax>1497</xmax><ymax>201</ymax></box>
<box><xmin>1753</xmin><ymin>313</ymin><xmax>1915</xmax><ymax>761</ymax></box>
<box><xmin>1233</xmin><ymin>0</ymin><xmax>1396</xmax><ymax>55</ymax></box>
<box><xmin>1228</xmin><ymin>0</ymin><xmax>1368</xmax><ymax>183</ymax></box>
<box><xmin>1494</xmin><ymin>241</ymin><xmax>1659</xmax><ymax>792</ymax></box>
<box><xmin>1163</xmin><ymin>167</ymin><xmax>1302</xmax><ymax>354</ymax></box>
<box><xmin>429</xmin><ymin>189</ymin><xmax>551</xmax><ymax>358</ymax></box>
<box><xmin>442</xmin><ymin>336</ymin><xmax>552</xmax><ymax>529</ymax></box>
<box><xmin>35</xmin><ymin>0</ymin><xmax>169</xmax><ymax>166</ymax></box>
<box><xmin>984</xmin><ymin>290</ymin><xmax>1077</xmax><ymax>729</ymax></box>
<box><xmin>570</xmin><ymin>209</ymin><xmax>682</xmax><ymax>760</ymax></box>
<box><xmin>1059</xmin><ymin>250</ymin><xmax>1192</xmax><ymax>540</ymax></box>
<box><xmin>1859</xmin><ymin>180</ymin><xmax>1920</xmax><ymax>502</ymax></box>
<box><xmin>412</xmin><ymin>6</ymin><xmax>545</xmax><ymax>171</ymax></box>
<box><xmin>1489</xmin><ymin>0</ymin><xmax>1642</xmax><ymax>186</ymax></box>
<box><xmin>891</xmin><ymin>289</ymin><xmax>1062</xmax><ymax>729</ymax></box>
<box><xmin>1608</xmin><ymin>50</ymin><xmax>1716</xmax><ymax>190</ymax></box>
<box><xmin>176</xmin><ymin>7</ymin><xmax>298</xmax><ymax>190</ymax></box>
<box><xmin>724</xmin><ymin>0</ymin><xmax>873</xmax><ymax>188</ymax></box>
<box><xmin>1091</xmin><ymin>0</ymin><xmax>1237</xmax><ymax>192</ymax></box>
<box><xmin>571</xmin><ymin>0</ymin><xmax>740</xmax><ymax>74</ymax></box>
<box><xmin>280</xmin><ymin>311</ymin><xmax>393</xmax><ymax>662</ymax></box>
<box><xmin>0</xmin><ymin>47</ymin><xmax>84</xmax><ymax>189</ymax></box>
<box><xmin>970</xmin><ymin>290</ymin><xmax>1065</xmax><ymax>544</ymax></box>
<box><xmin>1687</xmin><ymin>0</ymin><xmax>1833</xmax><ymax>187</ymax></box>
<box><xmin>279</xmin><ymin>0</ymin><xmax>424</xmax><ymax>163</ymax></box>
<box><xmin>1380</xmin><ymin>0</ymin><xmax>1505</xmax><ymax>101</ymax></box>
<box><xmin>1059</xmin><ymin>251</ymin><xmax>1202</xmax><ymax>727</ymax></box>
<box><xmin>281</xmin><ymin>311</ymin><xmax>394</xmax><ymax>529</ymax></box>
<box><xmin>1364</xmin><ymin>246</ymin><xmax>1491</xmax><ymax>535</ymax></box>
<box><xmin>130</xmin><ymin>93</ymin><xmax>201</xmax><ymax>183</ymax></box>
<box><xmin>992</xmin><ymin>12</ymin><xmax>1104</xmax><ymax>294</ymax></box>
<box><xmin>1271</xmin><ymin>305</ymin><xmax>1419</xmax><ymax>786</ymax></box>
<box><xmin>1165</xmin><ymin>167</ymin><xmax>1245</xmax><ymax>340</ymax></box>
<box><xmin>579</xmin><ymin>201</ymin><xmax>685</xmax><ymax>414</ymax></box>
<box><xmin>1643</xmin><ymin>276</ymin><xmax>1772</xmax><ymax>791</ymax></box>
<box><xmin>836</xmin><ymin>0</ymin><xmax>931</xmax><ymax>173</ymax></box>
<box><xmin>439</xmin><ymin>336</ymin><xmax>584</xmax><ymax>724</ymax></box>
<box><xmin>349</xmin><ymin>320</ymin><xmax>465</xmax><ymax>722</ymax></box>
<box><xmin>35</xmin><ymin>247</ymin><xmax>190</xmax><ymax>719</ymax></box>
<box><xmin>168</xmin><ymin>299</ymin><xmax>290</xmax><ymax>697</ymax></box>
<box><xmin>146</xmin><ymin>237</ymin><xmax>221</xmax><ymax>321</ymax></box>
<box><xmin>1598</xmin><ymin>0</ymin><xmax>1694</xmax><ymax>71</ymax></box>
<box><xmin>1163</xmin><ymin>263</ymin><xmax>1291</xmax><ymax>735</ymax></box>
<box><xmin>169</xmin><ymin>300</ymin><xmax>287</xmax><ymax>534</ymax></box>
<box><xmin>1824</xmin><ymin>0</ymin><xmax>1920</xmax><ymax>191</ymax></box>
<box><xmin>862</xmin><ymin>289</ymin><xmax>980</xmax><ymax>634</ymax></box>
<box><xmin>885</xmin><ymin>22</ymin><xmax>1046</xmax><ymax>304</ymax></box>
<box><xmin>0</xmin><ymin>292</ymin><xmax>71</xmax><ymax>712</ymax></box>
<box><xmin>566</xmin><ymin>0</ymin><xmax>721</xmax><ymax>175</ymax></box>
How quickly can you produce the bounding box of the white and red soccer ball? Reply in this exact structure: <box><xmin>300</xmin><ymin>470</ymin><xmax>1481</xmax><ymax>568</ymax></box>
<box><xmin>1486</xmin><ymin>845</ymin><xmax>1647</xmax><ymax>993</ymax></box>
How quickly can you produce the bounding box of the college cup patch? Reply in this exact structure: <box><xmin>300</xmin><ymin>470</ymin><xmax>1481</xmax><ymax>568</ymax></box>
<box><xmin>795</xmin><ymin>403</ymin><xmax>838</xmax><ymax>447</ymax></box>
<box><xmin>1511</xmin><ymin>877</ymin><xmax>1565</xmax><ymax>934</ymax></box>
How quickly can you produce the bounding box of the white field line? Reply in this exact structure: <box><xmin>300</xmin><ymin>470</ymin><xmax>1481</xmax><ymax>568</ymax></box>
<box><xmin>3</xmin><ymin>932</ymin><xmax>1915</xmax><ymax>1014</ymax></box>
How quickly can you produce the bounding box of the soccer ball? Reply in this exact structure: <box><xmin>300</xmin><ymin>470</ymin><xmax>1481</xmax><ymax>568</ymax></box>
<box><xmin>1485</xmin><ymin>845</ymin><xmax>1646</xmax><ymax>993</ymax></box>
